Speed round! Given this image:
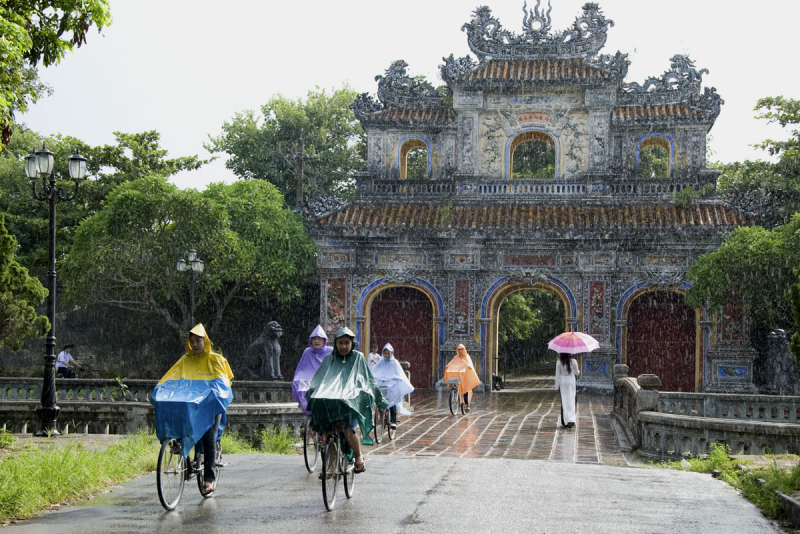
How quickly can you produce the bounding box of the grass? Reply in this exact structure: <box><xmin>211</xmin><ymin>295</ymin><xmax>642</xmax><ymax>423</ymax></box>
<box><xmin>659</xmin><ymin>443</ymin><xmax>800</xmax><ymax>519</ymax></box>
<box><xmin>0</xmin><ymin>430</ymin><xmax>159</xmax><ymax>522</ymax></box>
<box><xmin>0</xmin><ymin>426</ymin><xmax>297</xmax><ymax>522</ymax></box>
<box><xmin>221</xmin><ymin>427</ymin><xmax>297</xmax><ymax>455</ymax></box>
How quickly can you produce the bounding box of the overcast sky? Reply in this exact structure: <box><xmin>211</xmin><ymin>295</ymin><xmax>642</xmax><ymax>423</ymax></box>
<box><xmin>19</xmin><ymin>0</ymin><xmax>800</xmax><ymax>189</ymax></box>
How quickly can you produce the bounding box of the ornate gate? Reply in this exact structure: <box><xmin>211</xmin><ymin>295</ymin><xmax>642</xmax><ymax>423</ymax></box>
<box><xmin>369</xmin><ymin>287</ymin><xmax>433</xmax><ymax>388</ymax></box>
<box><xmin>626</xmin><ymin>291</ymin><xmax>696</xmax><ymax>392</ymax></box>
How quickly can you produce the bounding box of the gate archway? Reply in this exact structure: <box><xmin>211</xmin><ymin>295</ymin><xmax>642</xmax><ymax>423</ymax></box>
<box><xmin>624</xmin><ymin>290</ymin><xmax>698</xmax><ymax>392</ymax></box>
<box><xmin>482</xmin><ymin>277</ymin><xmax>575</xmax><ymax>383</ymax></box>
<box><xmin>367</xmin><ymin>286</ymin><xmax>435</xmax><ymax>388</ymax></box>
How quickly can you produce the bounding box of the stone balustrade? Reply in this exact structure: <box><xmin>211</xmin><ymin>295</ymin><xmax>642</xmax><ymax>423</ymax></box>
<box><xmin>658</xmin><ymin>392</ymin><xmax>800</xmax><ymax>422</ymax></box>
<box><xmin>0</xmin><ymin>377</ymin><xmax>303</xmax><ymax>437</ymax></box>
<box><xmin>611</xmin><ymin>369</ymin><xmax>800</xmax><ymax>459</ymax></box>
<box><xmin>0</xmin><ymin>377</ymin><xmax>292</xmax><ymax>404</ymax></box>
<box><xmin>0</xmin><ymin>400</ymin><xmax>305</xmax><ymax>437</ymax></box>
<box><xmin>357</xmin><ymin>175</ymin><xmax>714</xmax><ymax>200</ymax></box>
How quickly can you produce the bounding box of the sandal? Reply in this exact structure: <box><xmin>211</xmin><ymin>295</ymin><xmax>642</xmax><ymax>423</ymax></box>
<box><xmin>353</xmin><ymin>459</ymin><xmax>366</xmax><ymax>474</ymax></box>
<box><xmin>201</xmin><ymin>482</ymin><xmax>214</xmax><ymax>496</ymax></box>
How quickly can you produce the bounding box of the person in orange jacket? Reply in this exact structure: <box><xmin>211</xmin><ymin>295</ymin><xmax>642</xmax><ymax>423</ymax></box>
<box><xmin>443</xmin><ymin>344</ymin><xmax>481</xmax><ymax>413</ymax></box>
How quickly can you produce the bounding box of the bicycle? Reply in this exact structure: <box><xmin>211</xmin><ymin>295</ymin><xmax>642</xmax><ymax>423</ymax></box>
<box><xmin>320</xmin><ymin>422</ymin><xmax>356</xmax><ymax>511</ymax></box>
<box><xmin>156</xmin><ymin>437</ymin><xmax>222</xmax><ymax>511</ymax></box>
<box><xmin>447</xmin><ymin>377</ymin><xmax>464</xmax><ymax>416</ymax></box>
<box><xmin>372</xmin><ymin>385</ymin><xmax>394</xmax><ymax>444</ymax></box>
<box><xmin>303</xmin><ymin>416</ymin><xmax>321</xmax><ymax>472</ymax></box>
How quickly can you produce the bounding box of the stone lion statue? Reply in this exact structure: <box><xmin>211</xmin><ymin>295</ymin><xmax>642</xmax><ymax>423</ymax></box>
<box><xmin>765</xmin><ymin>329</ymin><xmax>799</xmax><ymax>395</ymax></box>
<box><xmin>239</xmin><ymin>321</ymin><xmax>283</xmax><ymax>381</ymax></box>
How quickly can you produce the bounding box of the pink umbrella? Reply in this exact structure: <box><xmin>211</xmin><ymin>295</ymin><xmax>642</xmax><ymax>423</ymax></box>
<box><xmin>547</xmin><ymin>331</ymin><xmax>599</xmax><ymax>355</ymax></box>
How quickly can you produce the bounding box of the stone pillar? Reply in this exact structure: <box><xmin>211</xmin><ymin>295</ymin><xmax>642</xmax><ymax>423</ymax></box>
<box><xmin>637</xmin><ymin>373</ymin><xmax>661</xmax><ymax>412</ymax></box>
<box><xmin>577</xmin><ymin>343</ymin><xmax>616</xmax><ymax>393</ymax></box>
<box><xmin>613</xmin><ymin>363</ymin><xmax>629</xmax><ymax>382</ymax></box>
<box><xmin>704</xmin><ymin>341</ymin><xmax>758</xmax><ymax>393</ymax></box>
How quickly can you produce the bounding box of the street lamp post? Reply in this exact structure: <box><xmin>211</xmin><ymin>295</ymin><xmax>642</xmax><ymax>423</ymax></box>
<box><xmin>25</xmin><ymin>143</ymin><xmax>87</xmax><ymax>436</ymax></box>
<box><xmin>176</xmin><ymin>248</ymin><xmax>204</xmax><ymax>326</ymax></box>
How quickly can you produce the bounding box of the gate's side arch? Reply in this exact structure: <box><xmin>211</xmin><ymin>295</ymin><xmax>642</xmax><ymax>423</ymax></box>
<box><xmin>480</xmin><ymin>276</ymin><xmax>577</xmax><ymax>386</ymax></box>
<box><xmin>356</xmin><ymin>277</ymin><xmax>444</xmax><ymax>387</ymax></box>
<box><xmin>616</xmin><ymin>281</ymin><xmax>702</xmax><ymax>391</ymax></box>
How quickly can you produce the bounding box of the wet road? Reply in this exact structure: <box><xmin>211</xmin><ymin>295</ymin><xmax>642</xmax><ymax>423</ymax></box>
<box><xmin>5</xmin><ymin>455</ymin><xmax>780</xmax><ymax>533</ymax></box>
<box><xmin>3</xmin><ymin>379</ymin><xmax>783</xmax><ymax>533</ymax></box>
<box><xmin>372</xmin><ymin>377</ymin><xmax>631</xmax><ymax>465</ymax></box>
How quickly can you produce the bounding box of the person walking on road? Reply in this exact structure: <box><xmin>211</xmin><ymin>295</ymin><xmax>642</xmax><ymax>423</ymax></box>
<box><xmin>555</xmin><ymin>353</ymin><xmax>580</xmax><ymax>428</ymax></box>
<box><xmin>367</xmin><ymin>344</ymin><xmax>381</xmax><ymax>370</ymax></box>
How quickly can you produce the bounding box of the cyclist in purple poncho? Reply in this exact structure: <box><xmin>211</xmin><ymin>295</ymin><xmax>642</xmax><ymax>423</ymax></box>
<box><xmin>292</xmin><ymin>325</ymin><xmax>333</xmax><ymax>414</ymax></box>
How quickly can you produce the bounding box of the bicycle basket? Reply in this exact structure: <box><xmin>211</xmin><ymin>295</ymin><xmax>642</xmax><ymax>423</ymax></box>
<box><xmin>446</xmin><ymin>377</ymin><xmax>462</xmax><ymax>385</ymax></box>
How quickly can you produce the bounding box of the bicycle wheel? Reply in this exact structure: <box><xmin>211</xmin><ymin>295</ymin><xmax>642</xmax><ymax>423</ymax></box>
<box><xmin>157</xmin><ymin>438</ymin><xmax>186</xmax><ymax>511</ymax></box>
<box><xmin>385</xmin><ymin>409</ymin><xmax>394</xmax><ymax>440</ymax></box>
<box><xmin>373</xmin><ymin>408</ymin><xmax>383</xmax><ymax>444</ymax></box>
<box><xmin>322</xmin><ymin>436</ymin><xmax>339</xmax><ymax>511</ymax></box>
<box><xmin>196</xmin><ymin>441</ymin><xmax>221</xmax><ymax>497</ymax></box>
<box><xmin>449</xmin><ymin>386</ymin><xmax>458</xmax><ymax>415</ymax></box>
<box><xmin>304</xmin><ymin>418</ymin><xmax>319</xmax><ymax>472</ymax></box>
<box><xmin>343</xmin><ymin>435</ymin><xmax>355</xmax><ymax>499</ymax></box>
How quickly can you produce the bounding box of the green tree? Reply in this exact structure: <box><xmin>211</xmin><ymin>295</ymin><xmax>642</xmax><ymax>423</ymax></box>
<box><xmin>0</xmin><ymin>1</ymin><xmax>112</xmax><ymax>145</ymax></box>
<box><xmin>512</xmin><ymin>141</ymin><xmax>555</xmax><ymax>179</ymax></box>
<box><xmin>0</xmin><ymin>214</ymin><xmax>49</xmax><ymax>351</ymax></box>
<box><xmin>0</xmin><ymin>128</ymin><xmax>205</xmax><ymax>270</ymax></box>
<box><xmin>685</xmin><ymin>215</ymin><xmax>800</xmax><ymax>345</ymax></box>
<box><xmin>406</xmin><ymin>148</ymin><xmax>427</xmax><ymax>180</ymax></box>
<box><xmin>62</xmin><ymin>177</ymin><xmax>316</xmax><ymax>337</ymax></box>
<box><xmin>206</xmin><ymin>86</ymin><xmax>366</xmax><ymax>205</ymax></box>
<box><xmin>498</xmin><ymin>289</ymin><xmax>565</xmax><ymax>370</ymax></box>
<box><xmin>639</xmin><ymin>145</ymin><xmax>669</xmax><ymax>178</ymax></box>
<box><xmin>718</xmin><ymin>96</ymin><xmax>800</xmax><ymax>228</ymax></box>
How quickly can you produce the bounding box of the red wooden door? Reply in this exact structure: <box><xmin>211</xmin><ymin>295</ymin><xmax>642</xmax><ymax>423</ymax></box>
<box><xmin>369</xmin><ymin>287</ymin><xmax>433</xmax><ymax>388</ymax></box>
<box><xmin>627</xmin><ymin>291</ymin><xmax>696</xmax><ymax>392</ymax></box>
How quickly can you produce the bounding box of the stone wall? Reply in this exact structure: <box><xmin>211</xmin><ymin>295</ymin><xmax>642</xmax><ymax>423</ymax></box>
<box><xmin>611</xmin><ymin>367</ymin><xmax>800</xmax><ymax>459</ymax></box>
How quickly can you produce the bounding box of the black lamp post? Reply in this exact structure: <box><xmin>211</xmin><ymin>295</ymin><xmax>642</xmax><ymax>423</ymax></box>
<box><xmin>176</xmin><ymin>249</ymin><xmax>204</xmax><ymax>326</ymax></box>
<box><xmin>25</xmin><ymin>143</ymin><xmax>87</xmax><ymax>436</ymax></box>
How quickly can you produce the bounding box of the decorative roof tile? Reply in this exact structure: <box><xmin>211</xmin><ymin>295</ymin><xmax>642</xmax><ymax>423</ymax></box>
<box><xmin>449</xmin><ymin>59</ymin><xmax>615</xmax><ymax>87</ymax></box>
<box><xmin>357</xmin><ymin>107</ymin><xmax>458</xmax><ymax>128</ymax></box>
<box><xmin>612</xmin><ymin>104</ymin><xmax>711</xmax><ymax>124</ymax></box>
<box><xmin>317</xmin><ymin>203</ymin><xmax>746</xmax><ymax>231</ymax></box>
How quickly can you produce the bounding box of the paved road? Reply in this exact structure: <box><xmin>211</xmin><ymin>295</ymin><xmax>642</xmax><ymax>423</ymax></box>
<box><xmin>3</xmin><ymin>378</ymin><xmax>784</xmax><ymax>532</ymax></box>
<box><xmin>5</xmin><ymin>455</ymin><xmax>781</xmax><ymax>534</ymax></box>
<box><xmin>373</xmin><ymin>378</ymin><xmax>631</xmax><ymax>465</ymax></box>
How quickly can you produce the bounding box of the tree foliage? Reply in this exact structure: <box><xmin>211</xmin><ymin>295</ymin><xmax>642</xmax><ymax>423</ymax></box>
<box><xmin>406</xmin><ymin>148</ymin><xmax>427</xmax><ymax>180</ymax></box>
<box><xmin>0</xmin><ymin>128</ymin><xmax>205</xmax><ymax>271</ymax></box>
<box><xmin>206</xmin><ymin>86</ymin><xmax>366</xmax><ymax>205</ymax></box>
<box><xmin>686</xmin><ymin>214</ymin><xmax>800</xmax><ymax>342</ymax></box>
<box><xmin>512</xmin><ymin>141</ymin><xmax>555</xmax><ymax>179</ymax></box>
<box><xmin>0</xmin><ymin>1</ymin><xmax>112</xmax><ymax>145</ymax></box>
<box><xmin>498</xmin><ymin>290</ymin><xmax>565</xmax><ymax>370</ymax></box>
<box><xmin>639</xmin><ymin>145</ymin><xmax>669</xmax><ymax>178</ymax></box>
<box><xmin>0</xmin><ymin>214</ymin><xmax>48</xmax><ymax>351</ymax></box>
<box><xmin>62</xmin><ymin>177</ymin><xmax>316</xmax><ymax>338</ymax></box>
<box><xmin>718</xmin><ymin>96</ymin><xmax>800</xmax><ymax>228</ymax></box>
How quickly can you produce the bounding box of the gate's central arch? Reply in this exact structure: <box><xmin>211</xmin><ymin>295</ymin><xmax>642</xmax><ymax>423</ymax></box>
<box><xmin>483</xmin><ymin>278</ymin><xmax>574</xmax><ymax>380</ymax></box>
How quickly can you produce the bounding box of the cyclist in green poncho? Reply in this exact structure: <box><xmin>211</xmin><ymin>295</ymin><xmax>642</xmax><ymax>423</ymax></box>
<box><xmin>306</xmin><ymin>327</ymin><xmax>387</xmax><ymax>474</ymax></box>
